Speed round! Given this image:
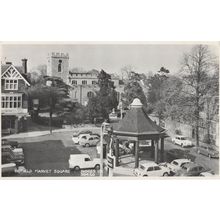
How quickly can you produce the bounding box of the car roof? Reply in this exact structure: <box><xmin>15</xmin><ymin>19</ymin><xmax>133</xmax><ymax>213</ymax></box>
<box><xmin>172</xmin><ymin>159</ymin><xmax>190</xmax><ymax>163</ymax></box>
<box><xmin>140</xmin><ymin>161</ymin><xmax>158</xmax><ymax>167</ymax></box>
<box><xmin>182</xmin><ymin>162</ymin><xmax>200</xmax><ymax>168</ymax></box>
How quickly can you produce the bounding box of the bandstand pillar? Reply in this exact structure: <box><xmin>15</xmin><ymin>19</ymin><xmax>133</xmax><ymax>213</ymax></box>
<box><xmin>135</xmin><ymin>140</ymin><xmax>139</xmax><ymax>168</ymax></box>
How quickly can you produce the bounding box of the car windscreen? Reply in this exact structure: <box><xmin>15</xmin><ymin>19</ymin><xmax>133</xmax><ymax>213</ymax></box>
<box><xmin>180</xmin><ymin>137</ymin><xmax>186</xmax><ymax>140</ymax></box>
<box><xmin>182</xmin><ymin>165</ymin><xmax>187</xmax><ymax>170</ymax></box>
<box><xmin>140</xmin><ymin>165</ymin><xmax>145</xmax><ymax>170</ymax></box>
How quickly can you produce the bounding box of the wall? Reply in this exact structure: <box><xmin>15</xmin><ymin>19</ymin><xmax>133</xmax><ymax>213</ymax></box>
<box><xmin>47</xmin><ymin>53</ymin><xmax>69</xmax><ymax>84</ymax></box>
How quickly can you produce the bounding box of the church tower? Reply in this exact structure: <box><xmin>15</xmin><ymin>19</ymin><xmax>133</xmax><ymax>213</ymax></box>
<box><xmin>47</xmin><ymin>52</ymin><xmax>69</xmax><ymax>84</ymax></box>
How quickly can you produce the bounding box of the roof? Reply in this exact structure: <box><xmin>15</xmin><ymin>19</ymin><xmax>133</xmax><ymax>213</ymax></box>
<box><xmin>113</xmin><ymin>99</ymin><xmax>167</xmax><ymax>138</ymax></box>
<box><xmin>1</xmin><ymin>64</ymin><xmax>31</xmax><ymax>86</ymax></box>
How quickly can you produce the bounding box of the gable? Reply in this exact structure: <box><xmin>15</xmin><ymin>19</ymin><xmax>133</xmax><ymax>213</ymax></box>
<box><xmin>1</xmin><ymin>65</ymin><xmax>30</xmax><ymax>86</ymax></box>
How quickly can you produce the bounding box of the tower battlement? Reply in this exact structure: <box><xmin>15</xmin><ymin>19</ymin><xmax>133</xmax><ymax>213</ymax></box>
<box><xmin>50</xmin><ymin>52</ymin><xmax>69</xmax><ymax>58</ymax></box>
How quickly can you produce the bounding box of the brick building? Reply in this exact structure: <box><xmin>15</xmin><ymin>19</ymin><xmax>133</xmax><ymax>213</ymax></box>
<box><xmin>1</xmin><ymin>59</ymin><xmax>30</xmax><ymax>134</ymax></box>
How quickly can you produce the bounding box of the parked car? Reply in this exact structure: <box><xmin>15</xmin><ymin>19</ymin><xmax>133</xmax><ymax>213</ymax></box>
<box><xmin>1</xmin><ymin>139</ymin><xmax>20</xmax><ymax>148</ymax></box>
<box><xmin>1</xmin><ymin>163</ymin><xmax>16</xmax><ymax>175</ymax></box>
<box><xmin>69</xmin><ymin>154</ymin><xmax>100</xmax><ymax>171</ymax></box>
<box><xmin>172</xmin><ymin>135</ymin><xmax>193</xmax><ymax>147</ymax></box>
<box><xmin>199</xmin><ymin>170</ymin><xmax>215</xmax><ymax>177</ymax></box>
<box><xmin>72</xmin><ymin>130</ymin><xmax>93</xmax><ymax>144</ymax></box>
<box><xmin>109</xmin><ymin>111</ymin><xmax>118</xmax><ymax>122</ymax></box>
<box><xmin>197</xmin><ymin>145</ymin><xmax>219</xmax><ymax>158</ymax></box>
<box><xmin>166</xmin><ymin>148</ymin><xmax>195</xmax><ymax>162</ymax></box>
<box><xmin>175</xmin><ymin>162</ymin><xmax>206</xmax><ymax>176</ymax></box>
<box><xmin>79</xmin><ymin>134</ymin><xmax>100</xmax><ymax>147</ymax></box>
<box><xmin>166</xmin><ymin>159</ymin><xmax>191</xmax><ymax>175</ymax></box>
<box><xmin>133</xmin><ymin>161</ymin><xmax>171</xmax><ymax>177</ymax></box>
<box><xmin>1</xmin><ymin>145</ymin><xmax>24</xmax><ymax>165</ymax></box>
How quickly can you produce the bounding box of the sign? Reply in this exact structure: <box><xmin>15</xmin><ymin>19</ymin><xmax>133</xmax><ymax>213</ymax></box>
<box><xmin>2</xmin><ymin>108</ymin><xmax>28</xmax><ymax>115</ymax></box>
<box><xmin>107</xmin><ymin>154</ymin><xmax>114</xmax><ymax>169</ymax></box>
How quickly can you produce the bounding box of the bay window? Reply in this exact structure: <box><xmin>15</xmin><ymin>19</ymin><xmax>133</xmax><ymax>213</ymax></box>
<box><xmin>1</xmin><ymin>94</ymin><xmax>22</xmax><ymax>108</ymax></box>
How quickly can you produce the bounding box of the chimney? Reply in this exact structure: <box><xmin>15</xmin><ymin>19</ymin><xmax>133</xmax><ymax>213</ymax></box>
<box><xmin>22</xmin><ymin>58</ymin><xmax>27</xmax><ymax>74</ymax></box>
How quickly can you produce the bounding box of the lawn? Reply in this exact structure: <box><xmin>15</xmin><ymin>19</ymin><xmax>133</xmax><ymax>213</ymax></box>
<box><xmin>20</xmin><ymin>140</ymin><xmax>81</xmax><ymax>177</ymax></box>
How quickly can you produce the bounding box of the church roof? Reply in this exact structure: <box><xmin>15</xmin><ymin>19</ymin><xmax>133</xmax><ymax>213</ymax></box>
<box><xmin>113</xmin><ymin>98</ymin><xmax>167</xmax><ymax>138</ymax></box>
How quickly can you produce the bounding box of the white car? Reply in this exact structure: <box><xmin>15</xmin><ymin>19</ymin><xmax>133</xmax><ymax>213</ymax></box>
<box><xmin>172</xmin><ymin>135</ymin><xmax>193</xmax><ymax>147</ymax></box>
<box><xmin>69</xmin><ymin>154</ymin><xmax>100</xmax><ymax>171</ymax></box>
<box><xmin>199</xmin><ymin>171</ymin><xmax>215</xmax><ymax>177</ymax></box>
<box><xmin>79</xmin><ymin>134</ymin><xmax>100</xmax><ymax>147</ymax></box>
<box><xmin>1</xmin><ymin>163</ymin><xmax>16</xmax><ymax>175</ymax></box>
<box><xmin>72</xmin><ymin>132</ymin><xmax>92</xmax><ymax>144</ymax></box>
<box><xmin>166</xmin><ymin>159</ymin><xmax>191</xmax><ymax>174</ymax></box>
<box><xmin>133</xmin><ymin>161</ymin><xmax>170</xmax><ymax>177</ymax></box>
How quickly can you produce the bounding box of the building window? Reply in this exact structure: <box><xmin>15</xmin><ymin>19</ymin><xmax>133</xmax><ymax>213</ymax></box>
<box><xmin>58</xmin><ymin>60</ymin><xmax>62</xmax><ymax>72</ymax></box>
<box><xmin>72</xmin><ymin>80</ymin><xmax>77</xmax><ymax>85</ymax></box>
<box><xmin>92</xmin><ymin>81</ymin><xmax>97</xmax><ymax>85</ymax></box>
<box><xmin>5</xmin><ymin>79</ymin><xmax>18</xmax><ymax>90</ymax></box>
<box><xmin>87</xmin><ymin>91</ymin><xmax>94</xmax><ymax>98</ymax></box>
<box><xmin>82</xmin><ymin>80</ymin><xmax>87</xmax><ymax>85</ymax></box>
<box><xmin>1</xmin><ymin>95</ymin><xmax>22</xmax><ymax>108</ymax></box>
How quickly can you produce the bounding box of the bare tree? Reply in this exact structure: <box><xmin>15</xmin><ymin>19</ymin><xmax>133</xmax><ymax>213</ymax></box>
<box><xmin>180</xmin><ymin>45</ymin><xmax>217</xmax><ymax>147</ymax></box>
<box><xmin>121</xmin><ymin>65</ymin><xmax>136</xmax><ymax>80</ymax></box>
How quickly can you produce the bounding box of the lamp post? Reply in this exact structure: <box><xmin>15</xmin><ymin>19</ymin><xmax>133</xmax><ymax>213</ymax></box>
<box><xmin>100</xmin><ymin>121</ymin><xmax>110</xmax><ymax>177</ymax></box>
<box><xmin>118</xmin><ymin>101</ymin><xmax>123</xmax><ymax>119</ymax></box>
<box><xmin>46</xmin><ymin>80</ymin><xmax>53</xmax><ymax>134</ymax></box>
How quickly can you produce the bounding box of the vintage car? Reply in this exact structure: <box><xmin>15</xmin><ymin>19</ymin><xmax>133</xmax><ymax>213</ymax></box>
<box><xmin>172</xmin><ymin>135</ymin><xmax>193</xmax><ymax>147</ymax></box>
<box><xmin>1</xmin><ymin>145</ymin><xmax>24</xmax><ymax>165</ymax></box>
<box><xmin>79</xmin><ymin>134</ymin><xmax>100</xmax><ymax>147</ymax></box>
<box><xmin>166</xmin><ymin>159</ymin><xmax>191</xmax><ymax>175</ymax></box>
<box><xmin>133</xmin><ymin>161</ymin><xmax>171</xmax><ymax>177</ymax></box>
<box><xmin>175</xmin><ymin>162</ymin><xmax>206</xmax><ymax>176</ymax></box>
<box><xmin>197</xmin><ymin>145</ymin><xmax>219</xmax><ymax>158</ymax></box>
<box><xmin>69</xmin><ymin>154</ymin><xmax>100</xmax><ymax>171</ymax></box>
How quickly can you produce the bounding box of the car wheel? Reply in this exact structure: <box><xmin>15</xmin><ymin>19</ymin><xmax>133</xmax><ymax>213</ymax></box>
<box><xmin>163</xmin><ymin>172</ymin><xmax>169</xmax><ymax>176</ymax></box>
<box><xmin>85</xmin><ymin>143</ymin><xmax>90</xmax><ymax>147</ymax></box>
<box><xmin>74</xmin><ymin>166</ymin><xmax>80</xmax><ymax>171</ymax></box>
<box><xmin>94</xmin><ymin>164</ymin><xmax>100</xmax><ymax>170</ymax></box>
<box><xmin>181</xmin><ymin>143</ymin><xmax>184</xmax><ymax>148</ymax></box>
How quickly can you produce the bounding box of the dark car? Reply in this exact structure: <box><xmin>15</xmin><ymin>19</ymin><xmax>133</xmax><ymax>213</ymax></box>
<box><xmin>166</xmin><ymin>148</ymin><xmax>196</xmax><ymax>162</ymax></box>
<box><xmin>1</xmin><ymin>139</ymin><xmax>20</xmax><ymax>148</ymax></box>
<box><xmin>197</xmin><ymin>145</ymin><xmax>219</xmax><ymax>158</ymax></box>
<box><xmin>175</xmin><ymin>162</ymin><xmax>206</xmax><ymax>176</ymax></box>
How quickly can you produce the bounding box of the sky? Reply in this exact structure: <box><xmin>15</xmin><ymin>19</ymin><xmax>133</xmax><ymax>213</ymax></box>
<box><xmin>1</xmin><ymin>43</ymin><xmax>219</xmax><ymax>75</ymax></box>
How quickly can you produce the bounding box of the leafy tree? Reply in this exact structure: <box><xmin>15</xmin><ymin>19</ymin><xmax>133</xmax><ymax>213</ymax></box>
<box><xmin>87</xmin><ymin>69</ymin><xmax>118</xmax><ymax>121</ymax></box>
<box><xmin>122</xmin><ymin>71</ymin><xmax>147</xmax><ymax>108</ymax></box>
<box><xmin>27</xmin><ymin>76</ymin><xmax>72</xmax><ymax>120</ymax></box>
<box><xmin>145</xmin><ymin>68</ymin><xmax>169</xmax><ymax>123</ymax></box>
